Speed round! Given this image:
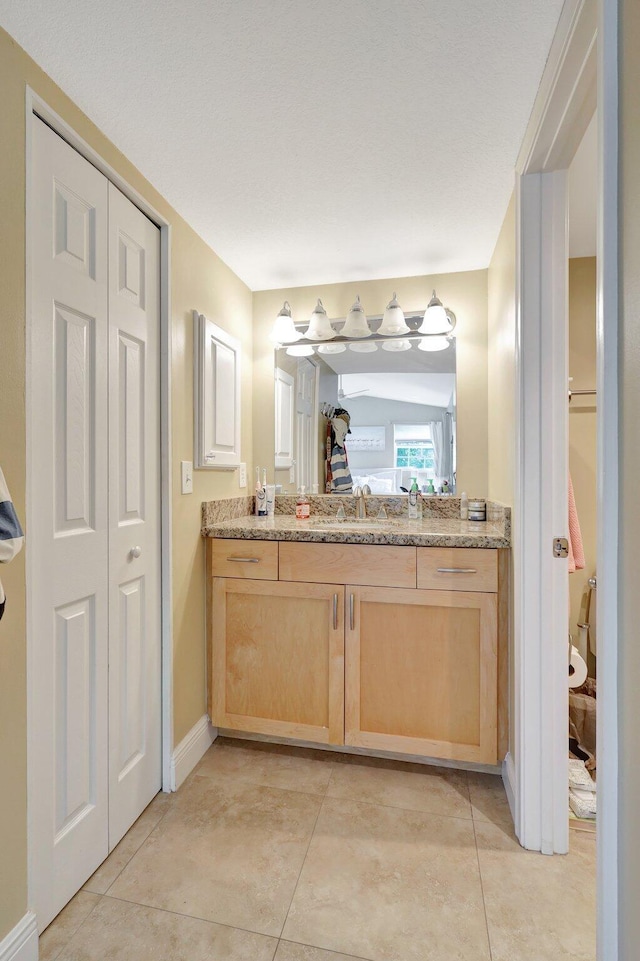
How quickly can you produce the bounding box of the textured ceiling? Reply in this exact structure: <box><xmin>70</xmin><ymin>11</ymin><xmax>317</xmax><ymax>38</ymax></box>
<box><xmin>1</xmin><ymin>0</ymin><xmax>564</xmax><ymax>290</ymax></box>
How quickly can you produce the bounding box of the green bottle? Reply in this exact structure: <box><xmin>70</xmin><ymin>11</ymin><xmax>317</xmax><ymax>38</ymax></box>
<box><xmin>408</xmin><ymin>477</ymin><xmax>420</xmax><ymax>520</ymax></box>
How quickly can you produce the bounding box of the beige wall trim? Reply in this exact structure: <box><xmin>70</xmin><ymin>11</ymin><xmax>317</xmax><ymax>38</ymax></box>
<box><xmin>0</xmin><ymin>913</ymin><xmax>37</xmax><ymax>961</ymax></box>
<box><xmin>501</xmin><ymin>752</ymin><xmax>516</xmax><ymax>822</ymax></box>
<box><xmin>170</xmin><ymin>715</ymin><xmax>217</xmax><ymax>791</ymax></box>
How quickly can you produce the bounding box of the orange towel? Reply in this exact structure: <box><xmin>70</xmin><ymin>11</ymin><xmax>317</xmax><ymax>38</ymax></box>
<box><xmin>568</xmin><ymin>474</ymin><xmax>585</xmax><ymax>573</ymax></box>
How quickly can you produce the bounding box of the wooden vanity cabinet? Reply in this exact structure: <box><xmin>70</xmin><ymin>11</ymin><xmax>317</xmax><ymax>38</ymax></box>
<box><xmin>344</xmin><ymin>586</ymin><xmax>498</xmax><ymax>763</ymax></box>
<box><xmin>207</xmin><ymin>539</ymin><xmax>508</xmax><ymax>765</ymax></box>
<box><xmin>209</xmin><ymin>574</ymin><xmax>345</xmax><ymax>745</ymax></box>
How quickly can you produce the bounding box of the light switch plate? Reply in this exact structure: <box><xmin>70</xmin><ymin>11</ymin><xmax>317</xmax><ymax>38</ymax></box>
<box><xmin>181</xmin><ymin>460</ymin><xmax>193</xmax><ymax>494</ymax></box>
<box><xmin>238</xmin><ymin>462</ymin><xmax>247</xmax><ymax>488</ymax></box>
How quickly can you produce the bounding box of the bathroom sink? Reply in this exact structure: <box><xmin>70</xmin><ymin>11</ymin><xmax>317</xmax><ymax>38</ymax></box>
<box><xmin>308</xmin><ymin>517</ymin><xmax>403</xmax><ymax>529</ymax></box>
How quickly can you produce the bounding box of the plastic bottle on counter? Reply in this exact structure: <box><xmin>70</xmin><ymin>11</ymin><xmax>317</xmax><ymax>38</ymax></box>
<box><xmin>295</xmin><ymin>486</ymin><xmax>310</xmax><ymax>520</ymax></box>
<box><xmin>408</xmin><ymin>478</ymin><xmax>421</xmax><ymax>520</ymax></box>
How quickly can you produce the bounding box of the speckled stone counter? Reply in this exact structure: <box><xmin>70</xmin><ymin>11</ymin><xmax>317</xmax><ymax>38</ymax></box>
<box><xmin>201</xmin><ymin>497</ymin><xmax>511</xmax><ymax>549</ymax></box>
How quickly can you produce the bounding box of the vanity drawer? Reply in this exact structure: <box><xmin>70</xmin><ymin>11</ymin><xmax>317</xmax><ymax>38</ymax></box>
<box><xmin>208</xmin><ymin>538</ymin><xmax>278</xmax><ymax>580</ymax></box>
<box><xmin>417</xmin><ymin>547</ymin><xmax>497</xmax><ymax>592</ymax></box>
<box><xmin>279</xmin><ymin>542</ymin><xmax>416</xmax><ymax>588</ymax></box>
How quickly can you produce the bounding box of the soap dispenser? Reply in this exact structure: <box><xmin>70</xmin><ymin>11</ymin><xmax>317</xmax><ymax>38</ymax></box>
<box><xmin>296</xmin><ymin>486</ymin><xmax>310</xmax><ymax>520</ymax></box>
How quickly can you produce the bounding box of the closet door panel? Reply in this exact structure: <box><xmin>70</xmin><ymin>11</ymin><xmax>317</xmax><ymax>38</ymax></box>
<box><xmin>30</xmin><ymin>116</ymin><xmax>110</xmax><ymax>931</ymax></box>
<box><xmin>107</xmin><ymin>182</ymin><xmax>162</xmax><ymax>849</ymax></box>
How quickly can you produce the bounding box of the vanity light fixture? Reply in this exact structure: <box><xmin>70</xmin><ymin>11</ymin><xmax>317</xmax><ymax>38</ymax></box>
<box><xmin>341</xmin><ymin>296</ymin><xmax>371</xmax><ymax>338</ymax></box>
<box><xmin>377</xmin><ymin>292</ymin><xmax>409</xmax><ymax>336</ymax></box>
<box><xmin>420</xmin><ymin>290</ymin><xmax>457</xmax><ymax>335</ymax></box>
<box><xmin>270</xmin><ymin>291</ymin><xmax>458</xmax><ymax>351</ymax></box>
<box><xmin>270</xmin><ymin>301</ymin><xmax>299</xmax><ymax>344</ymax></box>
<box><xmin>305</xmin><ymin>298</ymin><xmax>335</xmax><ymax>341</ymax></box>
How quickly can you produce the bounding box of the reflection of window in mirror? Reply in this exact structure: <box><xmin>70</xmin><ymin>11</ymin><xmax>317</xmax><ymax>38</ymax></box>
<box><xmin>394</xmin><ymin>425</ymin><xmax>435</xmax><ymax>473</ymax></box>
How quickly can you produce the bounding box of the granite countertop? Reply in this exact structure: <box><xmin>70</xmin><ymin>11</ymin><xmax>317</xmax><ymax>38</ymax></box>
<box><xmin>201</xmin><ymin>513</ymin><xmax>510</xmax><ymax>549</ymax></box>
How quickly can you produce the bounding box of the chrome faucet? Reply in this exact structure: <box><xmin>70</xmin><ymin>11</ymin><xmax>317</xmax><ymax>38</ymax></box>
<box><xmin>353</xmin><ymin>484</ymin><xmax>371</xmax><ymax>520</ymax></box>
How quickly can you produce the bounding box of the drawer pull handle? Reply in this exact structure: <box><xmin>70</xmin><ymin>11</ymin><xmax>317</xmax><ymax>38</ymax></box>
<box><xmin>349</xmin><ymin>593</ymin><xmax>355</xmax><ymax>631</ymax></box>
<box><xmin>226</xmin><ymin>557</ymin><xmax>261</xmax><ymax>563</ymax></box>
<box><xmin>436</xmin><ymin>567</ymin><xmax>477</xmax><ymax>574</ymax></box>
<box><xmin>333</xmin><ymin>593</ymin><xmax>338</xmax><ymax>630</ymax></box>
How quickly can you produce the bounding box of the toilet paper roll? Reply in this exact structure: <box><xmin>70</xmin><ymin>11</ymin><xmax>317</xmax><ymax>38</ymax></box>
<box><xmin>568</xmin><ymin>645</ymin><xmax>588</xmax><ymax>689</ymax></box>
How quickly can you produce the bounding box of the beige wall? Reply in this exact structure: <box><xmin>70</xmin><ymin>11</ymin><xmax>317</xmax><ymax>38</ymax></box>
<box><xmin>619</xmin><ymin>0</ymin><xmax>640</xmax><ymax>949</ymax></box>
<box><xmin>567</xmin><ymin>259</ymin><xmax>597</xmax><ymax>656</ymax></box>
<box><xmin>253</xmin><ymin>271</ymin><xmax>489</xmax><ymax>498</ymax></box>
<box><xmin>0</xmin><ymin>27</ymin><xmax>252</xmax><ymax>939</ymax></box>
<box><xmin>487</xmin><ymin>193</ymin><xmax>516</xmax><ymax>760</ymax></box>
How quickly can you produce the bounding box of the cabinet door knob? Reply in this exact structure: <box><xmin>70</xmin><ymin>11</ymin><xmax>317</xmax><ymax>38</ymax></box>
<box><xmin>333</xmin><ymin>593</ymin><xmax>338</xmax><ymax>630</ymax></box>
<box><xmin>130</xmin><ymin>546</ymin><xmax>142</xmax><ymax>559</ymax></box>
<box><xmin>349</xmin><ymin>593</ymin><xmax>355</xmax><ymax>631</ymax></box>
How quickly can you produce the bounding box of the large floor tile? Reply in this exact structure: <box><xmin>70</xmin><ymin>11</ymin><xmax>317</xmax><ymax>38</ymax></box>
<box><xmin>39</xmin><ymin>892</ymin><xmax>102</xmax><ymax>961</ymax></box>
<box><xmin>283</xmin><ymin>797</ymin><xmax>490</xmax><ymax>961</ymax></box>
<box><xmin>275</xmin><ymin>942</ymin><xmax>369</xmax><ymax>961</ymax></box>
<box><xmin>196</xmin><ymin>737</ymin><xmax>334</xmax><ymax>796</ymax></box>
<box><xmin>326</xmin><ymin>754</ymin><xmax>471</xmax><ymax>819</ymax></box>
<box><xmin>475</xmin><ymin>819</ymin><xmax>596</xmax><ymax>961</ymax></box>
<box><xmin>108</xmin><ymin>774</ymin><xmax>322</xmax><ymax>937</ymax></box>
<box><xmin>467</xmin><ymin>772</ymin><xmax>513</xmax><ymax>828</ymax></box>
<box><xmin>59</xmin><ymin>896</ymin><xmax>277</xmax><ymax>961</ymax></box>
<box><xmin>83</xmin><ymin>792</ymin><xmax>173</xmax><ymax>894</ymax></box>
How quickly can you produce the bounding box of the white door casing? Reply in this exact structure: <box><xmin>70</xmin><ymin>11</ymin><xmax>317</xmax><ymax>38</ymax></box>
<box><xmin>274</xmin><ymin>367</ymin><xmax>294</xmax><ymax>470</ymax></box>
<box><xmin>30</xmin><ymin>116</ymin><xmax>110</xmax><ymax>929</ymax></box>
<box><xmin>295</xmin><ymin>359</ymin><xmax>319</xmax><ymax>490</ymax></box>
<box><xmin>108</xmin><ymin>182</ymin><xmax>162</xmax><ymax>848</ymax></box>
<box><xmin>29</xmin><ymin>117</ymin><xmax>162</xmax><ymax>928</ymax></box>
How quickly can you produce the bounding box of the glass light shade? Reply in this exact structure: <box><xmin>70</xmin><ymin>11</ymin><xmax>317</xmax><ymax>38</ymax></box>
<box><xmin>317</xmin><ymin>342</ymin><xmax>346</xmax><ymax>354</ymax></box>
<box><xmin>305</xmin><ymin>298</ymin><xmax>335</xmax><ymax>341</ymax></box>
<box><xmin>270</xmin><ymin>301</ymin><xmax>299</xmax><ymax>344</ymax></box>
<box><xmin>422</xmin><ymin>290</ymin><xmax>454</xmax><ymax>334</ymax></box>
<box><xmin>417</xmin><ymin>335</ymin><xmax>451</xmax><ymax>352</ymax></box>
<box><xmin>348</xmin><ymin>341</ymin><xmax>378</xmax><ymax>352</ymax></box>
<box><xmin>381</xmin><ymin>338</ymin><xmax>411</xmax><ymax>352</ymax></box>
<box><xmin>286</xmin><ymin>343</ymin><xmax>315</xmax><ymax>357</ymax></box>
<box><xmin>378</xmin><ymin>292</ymin><xmax>409</xmax><ymax>335</ymax></box>
<box><xmin>341</xmin><ymin>296</ymin><xmax>371</xmax><ymax>338</ymax></box>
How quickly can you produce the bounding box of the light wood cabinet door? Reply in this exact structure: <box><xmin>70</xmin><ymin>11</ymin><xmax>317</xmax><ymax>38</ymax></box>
<box><xmin>345</xmin><ymin>586</ymin><xmax>498</xmax><ymax>764</ymax></box>
<box><xmin>210</xmin><ymin>578</ymin><xmax>345</xmax><ymax>745</ymax></box>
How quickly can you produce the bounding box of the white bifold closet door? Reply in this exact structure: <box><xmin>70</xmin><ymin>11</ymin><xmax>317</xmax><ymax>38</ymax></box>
<box><xmin>30</xmin><ymin>116</ymin><xmax>161</xmax><ymax>930</ymax></box>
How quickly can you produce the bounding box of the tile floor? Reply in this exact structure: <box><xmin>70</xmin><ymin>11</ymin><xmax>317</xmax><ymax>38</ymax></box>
<box><xmin>41</xmin><ymin>738</ymin><xmax>596</xmax><ymax>961</ymax></box>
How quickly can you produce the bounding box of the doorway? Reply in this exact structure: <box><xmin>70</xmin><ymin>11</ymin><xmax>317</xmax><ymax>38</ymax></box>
<box><xmin>27</xmin><ymin>111</ymin><xmax>166</xmax><ymax>931</ymax></box>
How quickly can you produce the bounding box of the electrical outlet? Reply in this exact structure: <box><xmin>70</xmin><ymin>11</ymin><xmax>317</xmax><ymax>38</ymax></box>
<box><xmin>181</xmin><ymin>460</ymin><xmax>193</xmax><ymax>494</ymax></box>
<box><xmin>289</xmin><ymin>465</ymin><xmax>296</xmax><ymax>484</ymax></box>
<box><xmin>238</xmin><ymin>462</ymin><xmax>247</xmax><ymax>488</ymax></box>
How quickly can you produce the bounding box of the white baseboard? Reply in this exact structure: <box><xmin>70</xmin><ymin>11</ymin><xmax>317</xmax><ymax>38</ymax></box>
<box><xmin>502</xmin><ymin>751</ymin><xmax>517</xmax><ymax>830</ymax></box>
<box><xmin>0</xmin><ymin>913</ymin><xmax>38</xmax><ymax>961</ymax></box>
<box><xmin>170</xmin><ymin>715</ymin><xmax>217</xmax><ymax>791</ymax></box>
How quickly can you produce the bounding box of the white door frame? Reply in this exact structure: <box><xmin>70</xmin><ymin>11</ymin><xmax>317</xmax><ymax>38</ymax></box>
<box><xmin>513</xmin><ymin>0</ymin><xmax>619</xmax><ymax>950</ymax></box>
<box><xmin>25</xmin><ymin>90</ymin><xmax>174</xmax><ymax>910</ymax></box>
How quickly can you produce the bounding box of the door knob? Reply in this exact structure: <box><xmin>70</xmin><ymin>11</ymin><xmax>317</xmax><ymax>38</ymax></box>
<box><xmin>130</xmin><ymin>546</ymin><xmax>142</xmax><ymax>559</ymax></box>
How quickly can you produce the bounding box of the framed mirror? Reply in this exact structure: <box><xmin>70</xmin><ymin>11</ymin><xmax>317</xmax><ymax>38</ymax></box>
<box><xmin>273</xmin><ymin>334</ymin><xmax>456</xmax><ymax>494</ymax></box>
